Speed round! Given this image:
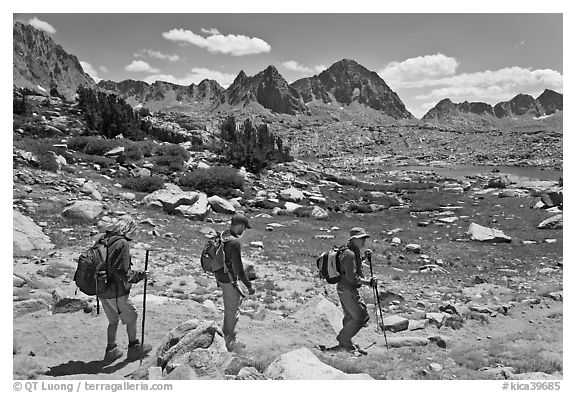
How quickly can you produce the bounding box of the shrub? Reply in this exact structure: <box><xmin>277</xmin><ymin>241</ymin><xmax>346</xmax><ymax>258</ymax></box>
<box><xmin>121</xmin><ymin>176</ymin><xmax>165</xmax><ymax>193</ymax></box>
<box><xmin>139</xmin><ymin>140</ymin><xmax>156</xmax><ymax>157</ymax></box>
<box><xmin>13</xmin><ymin>91</ymin><xmax>31</xmax><ymax>115</ymax></box>
<box><xmin>66</xmin><ymin>136</ymin><xmax>93</xmax><ymax>152</ymax></box>
<box><xmin>220</xmin><ymin>116</ymin><xmax>293</xmax><ymax>173</ymax></box>
<box><xmin>67</xmin><ymin>136</ymin><xmax>120</xmax><ymax>156</ymax></box>
<box><xmin>179</xmin><ymin>166</ymin><xmax>244</xmax><ymax>197</ymax></box>
<box><xmin>152</xmin><ymin>156</ymin><xmax>185</xmax><ymax>173</ymax></box>
<box><xmin>79</xmin><ymin>154</ymin><xmax>116</xmax><ymax>168</ymax></box>
<box><xmin>124</xmin><ymin>144</ymin><xmax>143</xmax><ymax>161</ymax></box>
<box><xmin>20</xmin><ymin>139</ymin><xmax>62</xmax><ymax>172</ymax></box>
<box><xmin>154</xmin><ymin>143</ymin><xmax>190</xmax><ymax>161</ymax></box>
<box><xmin>85</xmin><ymin>139</ymin><xmax>119</xmax><ymax>156</ymax></box>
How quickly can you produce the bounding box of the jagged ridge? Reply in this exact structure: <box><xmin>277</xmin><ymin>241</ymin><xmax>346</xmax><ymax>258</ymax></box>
<box><xmin>13</xmin><ymin>21</ymin><xmax>95</xmax><ymax>100</ymax></box>
<box><xmin>291</xmin><ymin>59</ymin><xmax>414</xmax><ymax>119</ymax></box>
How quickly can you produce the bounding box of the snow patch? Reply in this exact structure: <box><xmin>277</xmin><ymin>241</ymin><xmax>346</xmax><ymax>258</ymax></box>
<box><xmin>534</xmin><ymin>112</ymin><xmax>556</xmax><ymax>120</ymax></box>
<box><xmin>37</xmin><ymin>85</ymin><xmax>46</xmax><ymax>92</ymax></box>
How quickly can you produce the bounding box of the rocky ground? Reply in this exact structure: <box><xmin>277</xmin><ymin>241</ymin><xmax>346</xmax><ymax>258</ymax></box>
<box><xmin>12</xmin><ymin>94</ymin><xmax>563</xmax><ymax>380</ymax></box>
<box><xmin>13</xmin><ymin>151</ymin><xmax>563</xmax><ymax>380</ymax></box>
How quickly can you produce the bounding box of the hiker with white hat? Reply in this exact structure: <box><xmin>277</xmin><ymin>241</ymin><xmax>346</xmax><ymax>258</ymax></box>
<box><xmin>335</xmin><ymin>227</ymin><xmax>378</xmax><ymax>351</ymax></box>
<box><xmin>97</xmin><ymin>215</ymin><xmax>152</xmax><ymax>362</ymax></box>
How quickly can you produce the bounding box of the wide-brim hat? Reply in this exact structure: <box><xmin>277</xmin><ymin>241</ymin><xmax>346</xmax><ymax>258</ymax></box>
<box><xmin>231</xmin><ymin>213</ymin><xmax>252</xmax><ymax>229</ymax></box>
<box><xmin>349</xmin><ymin>227</ymin><xmax>370</xmax><ymax>240</ymax></box>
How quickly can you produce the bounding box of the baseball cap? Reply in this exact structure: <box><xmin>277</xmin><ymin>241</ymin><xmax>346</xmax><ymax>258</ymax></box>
<box><xmin>231</xmin><ymin>213</ymin><xmax>252</xmax><ymax>229</ymax></box>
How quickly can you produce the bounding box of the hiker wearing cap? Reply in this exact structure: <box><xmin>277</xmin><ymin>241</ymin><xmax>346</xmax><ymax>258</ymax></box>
<box><xmin>336</xmin><ymin>227</ymin><xmax>378</xmax><ymax>351</ymax></box>
<box><xmin>214</xmin><ymin>213</ymin><xmax>256</xmax><ymax>350</ymax></box>
<box><xmin>97</xmin><ymin>215</ymin><xmax>152</xmax><ymax>362</ymax></box>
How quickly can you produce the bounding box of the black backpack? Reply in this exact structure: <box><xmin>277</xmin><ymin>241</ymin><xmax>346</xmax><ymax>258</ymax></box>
<box><xmin>200</xmin><ymin>231</ymin><xmax>228</xmax><ymax>274</ymax></box>
<box><xmin>316</xmin><ymin>246</ymin><xmax>348</xmax><ymax>284</ymax></box>
<box><xmin>73</xmin><ymin>237</ymin><xmax>119</xmax><ymax>296</ymax></box>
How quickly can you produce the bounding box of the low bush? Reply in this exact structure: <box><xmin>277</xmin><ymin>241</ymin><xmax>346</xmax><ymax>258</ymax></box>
<box><xmin>85</xmin><ymin>139</ymin><xmax>119</xmax><ymax>156</ymax></box>
<box><xmin>67</xmin><ymin>136</ymin><xmax>119</xmax><ymax>156</ymax></box>
<box><xmin>152</xmin><ymin>156</ymin><xmax>185</xmax><ymax>174</ymax></box>
<box><xmin>74</xmin><ymin>152</ymin><xmax>116</xmax><ymax>168</ymax></box>
<box><xmin>19</xmin><ymin>138</ymin><xmax>63</xmax><ymax>172</ymax></box>
<box><xmin>66</xmin><ymin>136</ymin><xmax>93</xmax><ymax>152</ymax></box>
<box><xmin>121</xmin><ymin>175</ymin><xmax>165</xmax><ymax>193</ymax></box>
<box><xmin>179</xmin><ymin>166</ymin><xmax>244</xmax><ymax>197</ymax></box>
<box><xmin>124</xmin><ymin>144</ymin><xmax>143</xmax><ymax>161</ymax></box>
<box><xmin>154</xmin><ymin>143</ymin><xmax>190</xmax><ymax>161</ymax></box>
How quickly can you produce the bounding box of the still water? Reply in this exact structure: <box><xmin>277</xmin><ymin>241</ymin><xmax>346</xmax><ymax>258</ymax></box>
<box><xmin>376</xmin><ymin>165</ymin><xmax>562</xmax><ymax>182</ymax></box>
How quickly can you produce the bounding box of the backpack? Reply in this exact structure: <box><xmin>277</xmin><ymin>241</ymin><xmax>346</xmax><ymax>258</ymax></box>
<box><xmin>200</xmin><ymin>231</ymin><xmax>228</xmax><ymax>274</ymax></box>
<box><xmin>316</xmin><ymin>246</ymin><xmax>348</xmax><ymax>284</ymax></box>
<box><xmin>73</xmin><ymin>238</ymin><xmax>118</xmax><ymax>296</ymax></box>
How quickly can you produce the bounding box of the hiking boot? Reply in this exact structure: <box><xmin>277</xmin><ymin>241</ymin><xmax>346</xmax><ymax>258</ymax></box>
<box><xmin>224</xmin><ymin>335</ymin><xmax>245</xmax><ymax>352</ymax></box>
<box><xmin>103</xmin><ymin>345</ymin><xmax>123</xmax><ymax>362</ymax></box>
<box><xmin>127</xmin><ymin>340</ymin><xmax>153</xmax><ymax>361</ymax></box>
<box><xmin>336</xmin><ymin>343</ymin><xmax>356</xmax><ymax>352</ymax></box>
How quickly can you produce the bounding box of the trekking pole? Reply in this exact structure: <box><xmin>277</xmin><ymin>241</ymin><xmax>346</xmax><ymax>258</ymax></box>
<box><xmin>140</xmin><ymin>249</ymin><xmax>149</xmax><ymax>365</ymax></box>
<box><xmin>367</xmin><ymin>251</ymin><xmax>389</xmax><ymax>350</ymax></box>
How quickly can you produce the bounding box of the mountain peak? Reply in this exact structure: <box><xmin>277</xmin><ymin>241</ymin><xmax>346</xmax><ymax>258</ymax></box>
<box><xmin>291</xmin><ymin>58</ymin><xmax>413</xmax><ymax>119</ymax></box>
<box><xmin>13</xmin><ymin>21</ymin><xmax>95</xmax><ymax>99</ymax></box>
<box><xmin>264</xmin><ymin>65</ymin><xmax>280</xmax><ymax>74</ymax></box>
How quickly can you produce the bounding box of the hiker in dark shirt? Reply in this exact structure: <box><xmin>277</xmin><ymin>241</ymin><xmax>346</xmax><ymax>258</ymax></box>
<box><xmin>97</xmin><ymin>215</ymin><xmax>152</xmax><ymax>362</ymax></box>
<box><xmin>213</xmin><ymin>213</ymin><xmax>256</xmax><ymax>350</ymax></box>
<box><xmin>336</xmin><ymin>227</ymin><xmax>378</xmax><ymax>351</ymax></box>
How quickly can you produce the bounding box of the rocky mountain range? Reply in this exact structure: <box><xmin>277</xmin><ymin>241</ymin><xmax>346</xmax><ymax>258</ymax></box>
<box><xmin>13</xmin><ymin>22</ymin><xmax>95</xmax><ymax>100</ymax></box>
<box><xmin>13</xmin><ymin>21</ymin><xmax>562</xmax><ymax>128</ymax></box>
<box><xmin>422</xmin><ymin>89</ymin><xmax>563</xmax><ymax>125</ymax></box>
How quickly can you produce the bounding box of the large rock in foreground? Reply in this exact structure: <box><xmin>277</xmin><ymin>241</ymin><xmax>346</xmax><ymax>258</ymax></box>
<box><xmin>467</xmin><ymin>223</ymin><xmax>511</xmax><ymax>243</ymax></box>
<box><xmin>156</xmin><ymin>319</ymin><xmax>231</xmax><ymax>379</ymax></box>
<box><xmin>142</xmin><ymin>185</ymin><xmax>199</xmax><ymax>214</ymax></box>
<box><xmin>62</xmin><ymin>200</ymin><xmax>104</xmax><ymax>222</ymax></box>
<box><xmin>13</xmin><ymin>210</ymin><xmax>54</xmax><ymax>256</ymax></box>
<box><xmin>537</xmin><ymin>214</ymin><xmax>563</xmax><ymax>229</ymax></box>
<box><xmin>264</xmin><ymin>348</ymin><xmax>373</xmax><ymax>380</ymax></box>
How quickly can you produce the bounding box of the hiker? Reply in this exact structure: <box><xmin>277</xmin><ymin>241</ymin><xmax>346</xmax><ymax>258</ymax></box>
<box><xmin>97</xmin><ymin>215</ymin><xmax>153</xmax><ymax>362</ymax></box>
<box><xmin>214</xmin><ymin>213</ymin><xmax>256</xmax><ymax>350</ymax></box>
<box><xmin>335</xmin><ymin>227</ymin><xmax>378</xmax><ymax>351</ymax></box>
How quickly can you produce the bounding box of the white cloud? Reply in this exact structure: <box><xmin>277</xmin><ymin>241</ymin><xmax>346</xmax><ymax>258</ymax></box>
<box><xmin>281</xmin><ymin>60</ymin><xmax>326</xmax><ymax>74</ymax></box>
<box><xmin>28</xmin><ymin>17</ymin><xmax>56</xmax><ymax>34</ymax></box>
<box><xmin>143</xmin><ymin>67</ymin><xmax>236</xmax><ymax>88</ymax></box>
<box><xmin>99</xmin><ymin>66</ymin><xmax>109</xmax><ymax>73</ymax></box>
<box><xmin>125</xmin><ymin>60</ymin><xmax>161</xmax><ymax>73</ymax></box>
<box><xmin>379</xmin><ymin>53</ymin><xmax>459</xmax><ymax>86</ymax></box>
<box><xmin>201</xmin><ymin>27</ymin><xmax>221</xmax><ymax>35</ymax></box>
<box><xmin>162</xmin><ymin>28</ymin><xmax>271</xmax><ymax>56</ymax></box>
<box><xmin>436</xmin><ymin>67</ymin><xmax>563</xmax><ymax>89</ymax></box>
<box><xmin>413</xmin><ymin>67</ymin><xmax>562</xmax><ymax>102</ymax></box>
<box><xmin>80</xmin><ymin>61</ymin><xmax>101</xmax><ymax>82</ymax></box>
<box><xmin>135</xmin><ymin>49</ymin><xmax>180</xmax><ymax>62</ymax></box>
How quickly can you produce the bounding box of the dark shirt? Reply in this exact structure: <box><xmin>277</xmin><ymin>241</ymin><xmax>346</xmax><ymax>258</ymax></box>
<box><xmin>337</xmin><ymin>242</ymin><xmax>365</xmax><ymax>290</ymax></box>
<box><xmin>214</xmin><ymin>229</ymin><xmax>252</xmax><ymax>289</ymax></box>
<box><xmin>97</xmin><ymin>233</ymin><xmax>143</xmax><ymax>299</ymax></box>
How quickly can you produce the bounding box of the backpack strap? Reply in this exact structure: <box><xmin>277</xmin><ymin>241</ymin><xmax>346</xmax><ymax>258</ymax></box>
<box><xmin>334</xmin><ymin>245</ymin><xmax>349</xmax><ymax>274</ymax></box>
<box><xmin>220</xmin><ymin>232</ymin><xmax>235</xmax><ymax>276</ymax></box>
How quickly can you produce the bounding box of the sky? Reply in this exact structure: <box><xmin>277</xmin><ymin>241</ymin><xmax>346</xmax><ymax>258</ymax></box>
<box><xmin>11</xmin><ymin>11</ymin><xmax>563</xmax><ymax>118</ymax></box>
